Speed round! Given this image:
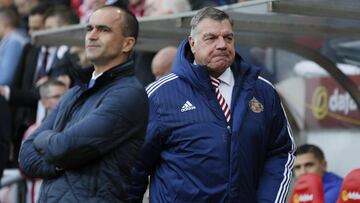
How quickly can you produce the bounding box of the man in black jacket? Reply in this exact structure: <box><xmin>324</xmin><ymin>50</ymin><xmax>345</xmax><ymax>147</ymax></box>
<box><xmin>19</xmin><ymin>6</ymin><xmax>149</xmax><ymax>202</ymax></box>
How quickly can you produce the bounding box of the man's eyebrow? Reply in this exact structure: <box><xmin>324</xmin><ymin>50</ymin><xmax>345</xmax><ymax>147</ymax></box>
<box><xmin>203</xmin><ymin>33</ymin><xmax>216</xmax><ymax>37</ymax></box>
<box><xmin>86</xmin><ymin>24</ymin><xmax>112</xmax><ymax>30</ymax></box>
<box><xmin>203</xmin><ymin>32</ymin><xmax>234</xmax><ymax>37</ymax></box>
<box><xmin>224</xmin><ymin>33</ymin><xmax>234</xmax><ymax>37</ymax></box>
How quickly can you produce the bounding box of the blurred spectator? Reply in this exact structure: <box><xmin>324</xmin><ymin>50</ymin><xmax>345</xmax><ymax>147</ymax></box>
<box><xmin>22</xmin><ymin>79</ymin><xmax>67</xmax><ymax>203</ymax></box>
<box><xmin>0</xmin><ymin>96</ymin><xmax>11</xmax><ymax>182</ymax></box>
<box><xmin>14</xmin><ymin>0</ymin><xmax>39</xmax><ymax>16</ymax></box>
<box><xmin>144</xmin><ymin>0</ymin><xmax>190</xmax><ymax>16</ymax></box>
<box><xmin>0</xmin><ymin>4</ymin><xmax>79</xmax><ymax>167</ymax></box>
<box><xmin>23</xmin><ymin>79</ymin><xmax>68</xmax><ymax>139</ymax></box>
<box><xmin>13</xmin><ymin>0</ymin><xmax>41</xmax><ymax>30</ymax></box>
<box><xmin>128</xmin><ymin>0</ymin><xmax>144</xmax><ymax>17</ymax></box>
<box><xmin>294</xmin><ymin>144</ymin><xmax>343</xmax><ymax>203</ymax></box>
<box><xmin>30</xmin><ymin>4</ymin><xmax>79</xmax><ymax>137</ymax></box>
<box><xmin>79</xmin><ymin>0</ymin><xmax>106</xmax><ymax>22</ymax></box>
<box><xmin>0</xmin><ymin>3</ymin><xmax>50</xmax><ymax>168</ymax></box>
<box><xmin>131</xmin><ymin>0</ymin><xmax>190</xmax><ymax>86</ymax></box>
<box><xmin>28</xmin><ymin>2</ymin><xmax>51</xmax><ymax>35</ymax></box>
<box><xmin>151</xmin><ymin>46</ymin><xmax>177</xmax><ymax>80</ymax></box>
<box><xmin>0</xmin><ymin>7</ymin><xmax>29</xmax><ymax>85</ymax></box>
<box><xmin>0</xmin><ymin>0</ymin><xmax>13</xmax><ymax>8</ymax></box>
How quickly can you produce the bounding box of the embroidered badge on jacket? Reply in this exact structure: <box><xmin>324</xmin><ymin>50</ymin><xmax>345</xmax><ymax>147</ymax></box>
<box><xmin>249</xmin><ymin>97</ymin><xmax>264</xmax><ymax>113</ymax></box>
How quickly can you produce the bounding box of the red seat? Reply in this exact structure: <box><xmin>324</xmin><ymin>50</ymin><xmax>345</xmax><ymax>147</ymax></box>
<box><xmin>290</xmin><ymin>173</ymin><xmax>325</xmax><ymax>203</ymax></box>
<box><xmin>337</xmin><ymin>168</ymin><xmax>360</xmax><ymax>203</ymax></box>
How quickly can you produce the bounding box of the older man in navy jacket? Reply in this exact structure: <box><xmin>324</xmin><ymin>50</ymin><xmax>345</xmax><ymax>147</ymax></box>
<box><xmin>19</xmin><ymin>6</ymin><xmax>148</xmax><ymax>202</ymax></box>
<box><xmin>130</xmin><ymin>7</ymin><xmax>295</xmax><ymax>203</ymax></box>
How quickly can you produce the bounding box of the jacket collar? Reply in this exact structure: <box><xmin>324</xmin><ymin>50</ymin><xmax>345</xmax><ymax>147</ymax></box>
<box><xmin>76</xmin><ymin>60</ymin><xmax>135</xmax><ymax>90</ymax></box>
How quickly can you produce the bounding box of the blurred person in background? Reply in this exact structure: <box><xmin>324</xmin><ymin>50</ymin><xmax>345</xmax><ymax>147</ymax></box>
<box><xmin>0</xmin><ymin>0</ymin><xmax>13</xmax><ymax>8</ymax></box>
<box><xmin>0</xmin><ymin>6</ymin><xmax>29</xmax><ymax>86</ymax></box>
<box><xmin>294</xmin><ymin>144</ymin><xmax>343</xmax><ymax>203</ymax></box>
<box><xmin>144</xmin><ymin>0</ymin><xmax>190</xmax><ymax>16</ymax></box>
<box><xmin>27</xmin><ymin>2</ymin><xmax>51</xmax><ymax>34</ymax></box>
<box><xmin>128</xmin><ymin>0</ymin><xmax>144</xmax><ymax>17</ymax></box>
<box><xmin>131</xmin><ymin>0</ymin><xmax>191</xmax><ymax>86</ymax></box>
<box><xmin>0</xmin><ymin>4</ymin><xmax>79</xmax><ymax>167</ymax></box>
<box><xmin>13</xmin><ymin>0</ymin><xmax>41</xmax><ymax>30</ymax></box>
<box><xmin>22</xmin><ymin>79</ymin><xmax>68</xmax><ymax>203</ymax></box>
<box><xmin>151</xmin><ymin>46</ymin><xmax>177</xmax><ymax>80</ymax></box>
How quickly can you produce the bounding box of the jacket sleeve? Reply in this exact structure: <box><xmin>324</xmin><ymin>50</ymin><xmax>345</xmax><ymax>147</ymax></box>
<box><xmin>18</xmin><ymin>103</ymin><xmax>61</xmax><ymax>179</ymax></box>
<box><xmin>257</xmin><ymin>90</ymin><xmax>296</xmax><ymax>203</ymax></box>
<box><xmin>32</xmin><ymin>86</ymin><xmax>148</xmax><ymax>169</ymax></box>
<box><xmin>128</xmin><ymin>96</ymin><xmax>164</xmax><ymax>202</ymax></box>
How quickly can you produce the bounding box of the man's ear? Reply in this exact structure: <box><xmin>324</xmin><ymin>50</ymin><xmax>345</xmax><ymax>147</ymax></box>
<box><xmin>320</xmin><ymin>160</ymin><xmax>328</xmax><ymax>174</ymax></box>
<box><xmin>122</xmin><ymin>37</ymin><xmax>136</xmax><ymax>53</ymax></box>
<box><xmin>323</xmin><ymin>160</ymin><xmax>328</xmax><ymax>170</ymax></box>
<box><xmin>188</xmin><ymin>35</ymin><xmax>195</xmax><ymax>54</ymax></box>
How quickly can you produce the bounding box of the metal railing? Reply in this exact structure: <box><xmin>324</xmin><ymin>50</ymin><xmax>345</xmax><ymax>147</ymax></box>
<box><xmin>0</xmin><ymin>169</ymin><xmax>26</xmax><ymax>203</ymax></box>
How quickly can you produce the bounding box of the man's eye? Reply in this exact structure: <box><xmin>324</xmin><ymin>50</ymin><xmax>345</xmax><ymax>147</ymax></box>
<box><xmin>226</xmin><ymin>36</ymin><xmax>233</xmax><ymax>42</ymax></box>
<box><xmin>100</xmin><ymin>28</ymin><xmax>110</xmax><ymax>32</ymax></box>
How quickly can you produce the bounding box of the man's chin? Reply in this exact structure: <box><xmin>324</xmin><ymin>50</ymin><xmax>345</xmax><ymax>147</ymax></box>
<box><xmin>209</xmin><ymin>62</ymin><xmax>231</xmax><ymax>70</ymax></box>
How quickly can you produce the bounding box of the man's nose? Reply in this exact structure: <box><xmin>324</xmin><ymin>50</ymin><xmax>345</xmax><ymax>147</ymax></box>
<box><xmin>87</xmin><ymin>29</ymin><xmax>99</xmax><ymax>40</ymax></box>
<box><xmin>216</xmin><ymin>37</ymin><xmax>226</xmax><ymax>49</ymax></box>
<box><xmin>298</xmin><ymin>166</ymin><xmax>308</xmax><ymax>177</ymax></box>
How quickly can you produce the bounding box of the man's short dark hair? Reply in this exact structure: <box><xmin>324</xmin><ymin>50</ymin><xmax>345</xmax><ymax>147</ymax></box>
<box><xmin>190</xmin><ymin>7</ymin><xmax>233</xmax><ymax>36</ymax></box>
<box><xmin>44</xmin><ymin>5</ymin><xmax>79</xmax><ymax>25</ymax></box>
<box><xmin>121</xmin><ymin>7</ymin><xmax>139</xmax><ymax>41</ymax></box>
<box><xmin>29</xmin><ymin>2</ymin><xmax>52</xmax><ymax>16</ymax></box>
<box><xmin>295</xmin><ymin>144</ymin><xmax>325</xmax><ymax>161</ymax></box>
<box><xmin>0</xmin><ymin>7</ymin><xmax>20</xmax><ymax>28</ymax></box>
<box><xmin>101</xmin><ymin>6</ymin><xmax>139</xmax><ymax>41</ymax></box>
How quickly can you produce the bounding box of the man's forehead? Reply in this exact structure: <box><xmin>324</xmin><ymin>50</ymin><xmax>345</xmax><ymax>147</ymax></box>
<box><xmin>198</xmin><ymin>18</ymin><xmax>232</xmax><ymax>26</ymax></box>
<box><xmin>197</xmin><ymin>19</ymin><xmax>233</xmax><ymax>32</ymax></box>
<box><xmin>89</xmin><ymin>8</ymin><xmax>123</xmax><ymax>24</ymax></box>
<box><xmin>91</xmin><ymin>7</ymin><xmax>123</xmax><ymax>20</ymax></box>
<box><xmin>295</xmin><ymin>153</ymin><xmax>318</xmax><ymax>163</ymax></box>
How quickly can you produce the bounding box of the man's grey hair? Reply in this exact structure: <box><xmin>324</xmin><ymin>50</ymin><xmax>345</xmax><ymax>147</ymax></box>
<box><xmin>190</xmin><ymin>7</ymin><xmax>233</xmax><ymax>37</ymax></box>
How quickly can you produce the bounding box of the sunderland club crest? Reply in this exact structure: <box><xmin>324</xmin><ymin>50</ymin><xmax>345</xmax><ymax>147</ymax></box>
<box><xmin>249</xmin><ymin>97</ymin><xmax>264</xmax><ymax>113</ymax></box>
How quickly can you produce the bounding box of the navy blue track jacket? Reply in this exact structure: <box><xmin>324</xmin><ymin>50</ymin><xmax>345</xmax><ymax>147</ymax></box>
<box><xmin>130</xmin><ymin>39</ymin><xmax>296</xmax><ymax>203</ymax></box>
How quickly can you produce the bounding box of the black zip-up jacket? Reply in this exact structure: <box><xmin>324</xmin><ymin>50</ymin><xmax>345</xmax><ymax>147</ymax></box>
<box><xmin>19</xmin><ymin>60</ymin><xmax>149</xmax><ymax>202</ymax></box>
